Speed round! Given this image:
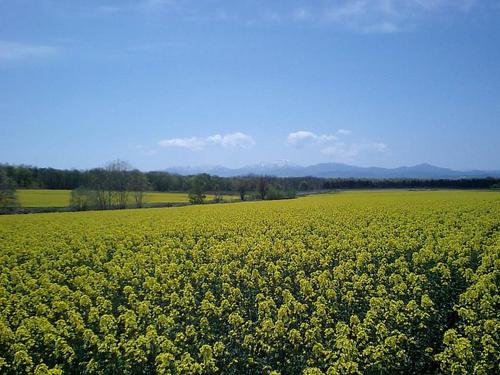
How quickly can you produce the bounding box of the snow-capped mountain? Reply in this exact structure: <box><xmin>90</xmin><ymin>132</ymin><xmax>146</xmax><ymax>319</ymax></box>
<box><xmin>164</xmin><ymin>162</ymin><xmax>500</xmax><ymax>179</ymax></box>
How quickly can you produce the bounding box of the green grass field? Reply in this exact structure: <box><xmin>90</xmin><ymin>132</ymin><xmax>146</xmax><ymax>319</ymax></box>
<box><xmin>16</xmin><ymin>189</ymin><xmax>72</xmax><ymax>207</ymax></box>
<box><xmin>16</xmin><ymin>189</ymin><xmax>233</xmax><ymax>208</ymax></box>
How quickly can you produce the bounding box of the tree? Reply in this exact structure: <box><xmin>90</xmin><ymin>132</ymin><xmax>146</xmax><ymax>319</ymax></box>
<box><xmin>234</xmin><ymin>179</ymin><xmax>248</xmax><ymax>201</ymax></box>
<box><xmin>266</xmin><ymin>185</ymin><xmax>284</xmax><ymax>200</ymax></box>
<box><xmin>0</xmin><ymin>170</ymin><xmax>18</xmax><ymax>211</ymax></box>
<box><xmin>89</xmin><ymin>160</ymin><xmax>131</xmax><ymax>209</ymax></box>
<box><xmin>89</xmin><ymin>168</ymin><xmax>110</xmax><ymax>209</ymax></box>
<box><xmin>188</xmin><ymin>175</ymin><xmax>206</xmax><ymax>204</ymax></box>
<box><xmin>128</xmin><ymin>170</ymin><xmax>150</xmax><ymax>208</ymax></box>
<box><xmin>257</xmin><ymin>176</ymin><xmax>269</xmax><ymax>200</ymax></box>
<box><xmin>70</xmin><ymin>188</ymin><xmax>95</xmax><ymax>211</ymax></box>
<box><xmin>212</xmin><ymin>184</ymin><xmax>224</xmax><ymax>203</ymax></box>
<box><xmin>106</xmin><ymin>160</ymin><xmax>131</xmax><ymax>209</ymax></box>
<box><xmin>298</xmin><ymin>180</ymin><xmax>309</xmax><ymax>191</ymax></box>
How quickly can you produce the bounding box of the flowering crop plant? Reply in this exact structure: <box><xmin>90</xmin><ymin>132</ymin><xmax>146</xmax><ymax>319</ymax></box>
<box><xmin>0</xmin><ymin>190</ymin><xmax>498</xmax><ymax>374</ymax></box>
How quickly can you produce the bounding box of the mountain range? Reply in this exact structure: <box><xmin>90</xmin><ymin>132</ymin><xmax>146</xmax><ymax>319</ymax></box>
<box><xmin>164</xmin><ymin>162</ymin><xmax>500</xmax><ymax>179</ymax></box>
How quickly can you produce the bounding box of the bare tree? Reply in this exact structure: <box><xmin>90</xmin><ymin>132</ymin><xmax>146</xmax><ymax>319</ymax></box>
<box><xmin>91</xmin><ymin>168</ymin><xmax>111</xmax><ymax>209</ymax></box>
<box><xmin>128</xmin><ymin>170</ymin><xmax>150</xmax><ymax>208</ymax></box>
<box><xmin>106</xmin><ymin>160</ymin><xmax>131</xmax><ymax>208</ymax></box>
<box><xmin>88</xmin><ymin>160</ymin><xmax>131</xmax><ymax>209</ymax></box>
<box><xmin>70</xmin><ymin>188</ymin><xmax>95</xmax><ymax>211</ymax></box>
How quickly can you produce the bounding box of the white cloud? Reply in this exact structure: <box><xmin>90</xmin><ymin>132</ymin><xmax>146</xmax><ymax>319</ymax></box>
<box><xmin>287</xmin><ymin>130</ymin><xmax>352</xmax><ymax>146</ymax></box>
<box><xmin>206</xmin><ymin>132</ymin><xmax>255</xmax><ymax>148</ymax></box>
<box><xmin>286</xmin><ymin>130</ymin><xmax>337</xmax><ymax>146</ymax></box>
<box><xmin>158</xmin><ymin>137</ymin><xmax>205</xmax><ymax>150</ymax></box>
<box><xmin>287</xmin><ymin>129</ymin><xmax>386</xmax><ymax>161</ymax></box>
<box><xmin>159</xmin><ymin>132</ymin><xmax>255</xmax><ymax>151</ymax></box>
<box><xmin>0</xmin><ymin>41</ymin><xmax>58</xmax><ymax>62</ymax></box>
<box><xmin>287</xmin><ymin>131</ymin><xmax>322</xmax><ymax>146</ymax></box>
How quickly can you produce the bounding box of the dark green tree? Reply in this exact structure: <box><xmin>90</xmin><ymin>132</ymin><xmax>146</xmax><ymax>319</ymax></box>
<box><xmin>235</xmin><ymin>178</ymin><xmax>248</xmax><ymax>201</ymax></box>
<box><xmin>257</xmin><ymin>176</ymin><xmax>269</xmax><ymax>200</ymax></box>
<box><xmin>188</xmin><ymin>175</ymin><xmax>206</xmax><ymax>204</ymax></box>
<box><xmin>0</xmin><ymin>169</ymin><xmax>18</xmax><ymax>211</ymax></box>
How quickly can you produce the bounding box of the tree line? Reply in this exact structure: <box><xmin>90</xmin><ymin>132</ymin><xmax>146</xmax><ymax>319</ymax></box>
<box><xmin>1</xmin><ymin>162</ymin><xmax>499</xmax><ymax>211</ymax></box>
<box><xmin>2</xmin><ymin>163</ymin><xmax>499</xmax><ymax>191</ymax></box>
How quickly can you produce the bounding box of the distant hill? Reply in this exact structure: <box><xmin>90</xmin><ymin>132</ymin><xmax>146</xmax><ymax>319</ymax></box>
<box><xmin>165</xmin><ymin>162</ymin><xmax>500</xmax><ymax>179</ymax></box>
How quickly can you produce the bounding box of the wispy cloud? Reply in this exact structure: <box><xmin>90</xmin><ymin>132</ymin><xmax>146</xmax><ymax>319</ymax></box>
<box><xmin>287</xmin><ymin>129</ymin><xmax>353</xmax><ymax>146</ymax></box>
<box><xmin>92</xmin><ymin>5</ymin><xmax>121</xmax><ymax>14</ymax></box>
<box><xmin>53</xmin><ymin>0</ymin><xmax>488</xmax><ymax>33</ymax></box>
<box><xmin>297</xmin><ymin>0</ymin><xmax>481</xmax><ymax>33</ymax></box>
<box><xmin>159</xmin><ymin>137</ymin><xmax>206</xmax><ymax>150</ymax></box>
<box><xmin>191</xmin><ymin>0</ymin><xmax>484</xmax><ymax>33</ymax></box>
<box><xmin>287</xmin><ymin>131</ymin><xmax>337</xmax><ymax>146</ymax></box>
<box><xmin>287</xmin><ymin>129</ymin><xmax>387</xmax><ymax>161</ymax></box>
<box><xmin>206</xmin><ymin>132</ymin><xmax>256</xmax><ymax>148</ymax></box>
<box><xmin>135</xmin><ymin>0</ymin><xmax>181</xmax><ymax>12</ymax></box>
<box><xmin>159</xmin><ymin>132</ymin><xmax>255</xmax><ymax>151</ymax></box>
<box><xmin>55</xmin><ymin>0</ymin><xmax>180</xmax><ymax>17</ymax></box>
<box><xmin>0</xmin><ymin>41</ymin><xmax>59</xmax><ymax>62</ymax></box>
<box><xmin>337</xmin><ymin>129</ymin><xmax>352</xmax><ymax>135</ymax></box>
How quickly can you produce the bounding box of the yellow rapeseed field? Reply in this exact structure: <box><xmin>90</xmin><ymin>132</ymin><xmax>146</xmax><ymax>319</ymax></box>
<box><xmin>0</xmin><ymin>190</ymin><xmax>498</xmax><ymax>374</ymax></box>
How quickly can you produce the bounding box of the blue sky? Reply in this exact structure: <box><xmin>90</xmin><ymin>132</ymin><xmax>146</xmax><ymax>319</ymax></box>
<box><xmin>1</xmin><ymin>0</ymin><xmax>499</xmax><ymax>171</ymax></box>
